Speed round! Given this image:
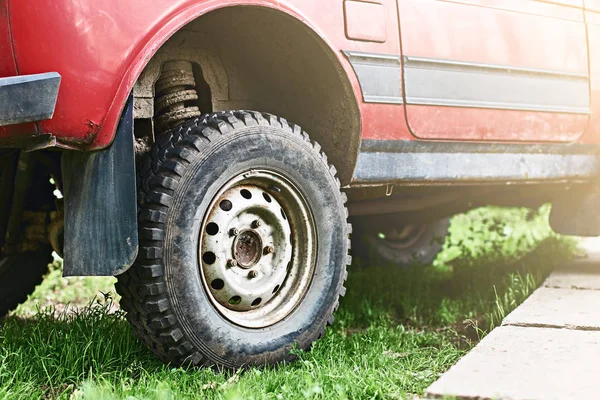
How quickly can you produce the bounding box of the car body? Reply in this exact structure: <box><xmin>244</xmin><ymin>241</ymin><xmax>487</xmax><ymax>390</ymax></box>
<box><xmin>1</xmin><ymin>0</ymin><xmax>600</xmax><ymax>368</ymax></box>
<box><xmin>2</xmin><ymin>1</ymin><xmax>599</xmax><ymax>177</ymax></box>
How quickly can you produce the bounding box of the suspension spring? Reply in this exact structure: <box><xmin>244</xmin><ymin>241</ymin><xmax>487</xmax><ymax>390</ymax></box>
<box><xmin>154</xmin><ymin>60</ymin><xmax>202</xmax><ymax>134</ymax></box>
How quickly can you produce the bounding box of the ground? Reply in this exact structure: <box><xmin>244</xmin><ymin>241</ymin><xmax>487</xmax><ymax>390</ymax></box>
<box><xmin>0</xmin><ymin>205</ymin><xmax>578</xmax><ymax>399</ymax></box>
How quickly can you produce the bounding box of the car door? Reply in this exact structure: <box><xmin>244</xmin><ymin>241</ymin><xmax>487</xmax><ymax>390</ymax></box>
<box><xmin>584</xmin><ymin>0</ymin><xmax>600</xmax><ymax>141</ymax></box>
<box><xmin>397</xmin><ymin>0</ymin><xmax>590</xmax><ymax>142</ymax></box>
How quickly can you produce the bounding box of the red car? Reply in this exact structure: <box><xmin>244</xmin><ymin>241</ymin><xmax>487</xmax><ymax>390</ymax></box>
<box><xmin>0</xmin><ymin>0</ymin><xmax>599</xmax><ymax>368</ymax></box>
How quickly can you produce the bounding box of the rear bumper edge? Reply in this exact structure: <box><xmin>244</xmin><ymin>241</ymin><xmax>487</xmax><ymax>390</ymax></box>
<box><xmin>0</xmin><ymin>72</ymin><xmax>61</xmax><ymax>127</ymax></box>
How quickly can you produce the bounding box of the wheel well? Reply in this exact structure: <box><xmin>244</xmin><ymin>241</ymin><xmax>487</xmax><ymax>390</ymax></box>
<box><xmin>133</xmin><ymin>6</ymin><xmax>361</xmax><ymax>185</ymax></box>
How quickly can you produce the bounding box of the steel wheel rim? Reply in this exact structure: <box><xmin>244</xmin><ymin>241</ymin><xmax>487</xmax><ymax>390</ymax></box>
<box><xmin>199</xmin><ymin>169</ymin><xmax>316</xmax><ymax>328</ymax></box>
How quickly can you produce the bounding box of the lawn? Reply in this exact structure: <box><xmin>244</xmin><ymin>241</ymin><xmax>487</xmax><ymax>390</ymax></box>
<box><xmin>0</xmin><ymin>206</ymin><xmax>577</xmax><ymax>399</ymax></box>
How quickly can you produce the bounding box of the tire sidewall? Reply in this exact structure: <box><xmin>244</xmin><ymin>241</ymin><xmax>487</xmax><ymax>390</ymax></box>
<box><xmin>0</xmin><ymin>246</ymin><xmax>51</xmax><ymax>316</ymax></box>
<box><xmin>366</xmin><ymin>219</ymin><xmax>450</xmax><ymax>266</ymax></box>
<box><xmin>164</xmin><ymin>127</ymin><xmax>346</xmax><ymax>366</ymax></box>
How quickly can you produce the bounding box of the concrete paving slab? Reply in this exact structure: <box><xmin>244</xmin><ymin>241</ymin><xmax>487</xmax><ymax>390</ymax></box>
<box><xmin>544</xmin><ymin>263</ymin><xmax>600</xmax><ymax>290</ymax></box>
<box><xmin>425</xmin><ymin>326</ymin><xmax>600</xmax><ymax>400</ymax></box>
<box><xmin>578</xmin><ymin>237</ymin><xmax>600</xmax><ymax>260</ymax></box>
<box><xmin>502</xmin><ymin>287</ymin><xmax>600</xmax><ymax>330</ymax></box>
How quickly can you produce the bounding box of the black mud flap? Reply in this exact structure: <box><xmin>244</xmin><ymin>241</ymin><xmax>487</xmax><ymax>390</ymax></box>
<box><xmin>61</xmin><ymin>98</ymin><xmax>138</xmax><ymax>276</ymax></box>
<box><xmin>551</xmin><ymin>191</ymin><xmax>600</xmax><ymax>237</ymax></box>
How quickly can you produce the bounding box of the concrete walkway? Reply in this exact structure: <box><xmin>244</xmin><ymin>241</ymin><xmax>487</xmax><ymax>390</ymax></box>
<box><xmin>425</xmin><ymin>238</ymin><xmax>600</xmax><ymax>400</ymax></box>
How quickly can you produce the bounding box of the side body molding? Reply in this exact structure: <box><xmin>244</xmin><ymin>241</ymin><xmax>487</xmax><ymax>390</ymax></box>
<box><xmin>62</xmin><ymin>97</ymin><xmax>138</xmax><ymax>276</ymax></box>
<box><xmin>403</xmin><ymin>56</ymin><xmax>590</xmax><ymax>114</ymax></box>
<box><xmin>352</xmin><ymin>140</ymin><xmax>600</xmax><ymax>185</ymax></box>
<box><xmin>343</xmin><ymin>51</ymin><xmax>403</xmax><ymax>104</ymax></box>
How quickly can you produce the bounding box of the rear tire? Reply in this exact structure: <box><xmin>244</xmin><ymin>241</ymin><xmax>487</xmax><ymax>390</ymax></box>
<box><xmin>354</xmin><ymin>219</ymin><xmax>450</xmax><ymax>267</ymax></box>
<box><xmin>116</xmin><ymin>111</ymin><xmax>351</xmax><ymax>368</ymax></box>
<box><xmin>0</xmin><ymin>246</ymin><xmax>52</xmax><ymax>317</ymax></box>
<box><xmin>0</xmin><ymin>151</ymin><xmax>55</xmax><ymax>317</ymax></box>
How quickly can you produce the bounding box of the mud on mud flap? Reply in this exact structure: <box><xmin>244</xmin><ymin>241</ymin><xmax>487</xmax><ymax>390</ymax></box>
<box><xmin>61</xmin><ymin>97</ymin><xmax>138</xmax><ymax>276</ymax></box>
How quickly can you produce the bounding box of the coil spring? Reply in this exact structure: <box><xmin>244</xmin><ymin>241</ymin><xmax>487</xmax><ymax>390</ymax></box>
<box><xmin>154</xmin><ymin>61</ymin><xmax>202</xmax><ymax>134</ymax></box>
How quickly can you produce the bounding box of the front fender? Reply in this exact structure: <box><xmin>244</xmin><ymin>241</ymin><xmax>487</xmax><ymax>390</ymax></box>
<box><xmin>9</xmin><ymin>0</ymin><xmax>357</xmax><ymax>150</ymax></box>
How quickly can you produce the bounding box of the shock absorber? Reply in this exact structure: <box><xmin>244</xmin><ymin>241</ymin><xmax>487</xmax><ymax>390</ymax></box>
<box><xmin>154</xmin><ymin>61</ymin><xmax>202</xmax><ymax>134</ymax></box>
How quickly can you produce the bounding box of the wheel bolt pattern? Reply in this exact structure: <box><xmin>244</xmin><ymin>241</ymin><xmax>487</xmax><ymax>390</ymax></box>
<box><xmin>200</xmin><ymin>176</ymin><xmax>308</xmax><ymax>327</ymax></box>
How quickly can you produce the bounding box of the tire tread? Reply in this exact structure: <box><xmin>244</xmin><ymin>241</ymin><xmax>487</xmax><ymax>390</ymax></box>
<box><xmin>116</xmin><ymin>111</ymin><xmax>350</xmax><ymax>367</ymax></box>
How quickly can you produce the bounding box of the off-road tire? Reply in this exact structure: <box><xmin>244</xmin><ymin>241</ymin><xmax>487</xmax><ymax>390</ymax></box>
<box><xmin>354</xmin><ymin>219</ymin><xmax>450</xmax><ymax>267</ymax></box>
<box><xmin>116</xmin><ymin>111</ymin><xmax>351</xmax><ymax>368</ymax></box>
<box><xmin>0</xmin><ymin>246</ymin><xmax>52</xmax><ymax>317</ymax></box>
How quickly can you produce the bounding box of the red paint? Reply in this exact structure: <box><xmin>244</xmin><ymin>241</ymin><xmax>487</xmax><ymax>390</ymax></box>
<box><xmin>0</xmin><ymin>0</ymin><xmax>34</xmax><ymax>140</ymax></box>
<box><xmin>581</xmin><ymin>10</ymin><xmax>600</xmax><ymax>143</ymax></box>
<box><xmin>344</xmin><ymin>1</ymin><xmax>387</xmax><ymax>42</ymax></box>
<box><xmin>399</xmin><ymin>0</ymin><xmax>587</xmax><ymax>73</ymax></box>
<box><xmin>2</xmin><ymin>0</ymin><xmax>404</xmax><ymax>147</ymax></box>
<box><xmin>546</xmin><ymin>0</ymin><xmax>583</xmax><ymax>7</ymax></box>
<box><xmin>360</xmin><ymin>104</ymin><xmax>414</xmax><ymax>141</ymax></box>
<box><xmin>585</xmin><ymin>0</ymin><xmax>600</xmax><ymax>12</ymax></box>
<box><xmin>398</xmin><ymin>0</ymin><xmax>590</xmax><ymax>142</ymax></box>
<box><xmin>406</xmin><ymin>106</ymin><xmax>589</xmax><ymax>142</ymax></box>
<box><xmin>0</xmin><ymin>1</ymin><xmax>15</xmax><ymax>77</ymax></box>
<box><xmin>0</xmin><ymin>122</ymin><xmax>36</xmax><ymax>144</ymax></box>
<box><xmin>0</xmin><ymin>0</ymin><xmax>599</xmax><ymax>146</ymax></box>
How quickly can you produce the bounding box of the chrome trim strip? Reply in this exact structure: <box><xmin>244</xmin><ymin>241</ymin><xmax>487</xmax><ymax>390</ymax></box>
<box><xmin>342</xmin><ymin>52</ymin><xmax>591</xmax><ymax>113</ymax></box>
<box><xmin>343</xmin><ymin>50</ymin><xmax>404</xmax><ymax>104</ymax></box>
<box><xmin>345</xmin><ymin>51</ymin><xmax>400</xmax><ymax>62</ymax></box>
<box><xmin>403</xmin><ymin>56</ymin><xmax>589</xmax><ymax>79</ymax></box>
<box><xmin>403</xmin><ymin>56</ymin><xmax>590</xmax><ymax>114</ymax></box>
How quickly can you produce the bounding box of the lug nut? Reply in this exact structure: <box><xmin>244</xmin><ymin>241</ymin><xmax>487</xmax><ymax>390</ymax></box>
<box><xmin>251</xmin><ymin>220</ymin><xmax>262</xmax><ymax>229</ymax></box>
<box><xmin>264</xmin><ymin>245</ymin><xmax>274</xmax><ymax>255</ymax></box>
<box><xmin>248</xmin><ymin>270</ymin><xmax>258</xmax><ymax>279</ymax></box>
<box><xmin>229</xmin><ymin>228</ymin><xmax>239</xmax><ymax>236</ymax></box>
<box><xmin>227</xmin><ymin>259</ymin><xmax>238</xmax><ymax>268</ymax></box>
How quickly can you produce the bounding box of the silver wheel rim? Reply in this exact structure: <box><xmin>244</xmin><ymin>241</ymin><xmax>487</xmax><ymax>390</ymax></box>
<box><xmin>199</xmin><ymin>169</ymin><xmax>316</xmax><ymax>328</ymax></box>
<box><xmin>379</xmin><ymin>224</ymin><xmax>427</xmax><ymax>250</ymax></box>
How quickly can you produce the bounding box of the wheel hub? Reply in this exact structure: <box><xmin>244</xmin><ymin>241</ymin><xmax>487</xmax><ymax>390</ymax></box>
<box><xmin>233</xmin><ymin>229</ymin><xmax>263</xmax><ymax>268</ymax></box>
<box><xmin>199</xmin><ymin>170</ymin><xmax>316</xmax><ymax>328</ymax></box>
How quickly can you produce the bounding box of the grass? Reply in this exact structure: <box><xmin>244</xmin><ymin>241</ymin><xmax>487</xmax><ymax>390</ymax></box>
<box><xmin>1</xmin><ymin>205</ymin><xmax>578</xmax><ymax>399</ymax></box>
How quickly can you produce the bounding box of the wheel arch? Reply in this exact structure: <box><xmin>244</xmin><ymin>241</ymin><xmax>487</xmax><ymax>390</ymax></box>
<box><xmin>103</xmin><ymin>4</ymin><xmax>362</xmax><ymax>185</ymax></box>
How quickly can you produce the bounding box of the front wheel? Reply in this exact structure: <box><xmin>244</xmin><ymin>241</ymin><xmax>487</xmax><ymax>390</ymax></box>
<box><xmin>116</xmin><ymin>111</ymin><xmax>351</xmax><ymax>368</ymax></box>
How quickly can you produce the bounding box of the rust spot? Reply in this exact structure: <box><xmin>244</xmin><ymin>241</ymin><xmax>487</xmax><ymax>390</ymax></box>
<box><xmin>233</xmin><ymin>229</ymin><xmax>263</xmax><ymax>269</ymax></box>
<box><xmin>56</xmin><ymin>131</ymin><xmax>96</xmax><ymax>148</ymax></box>
<box><xmin>87</xmin><ymin>119</ymin><xmax>102</xmax><ymax>135</ymax></box>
